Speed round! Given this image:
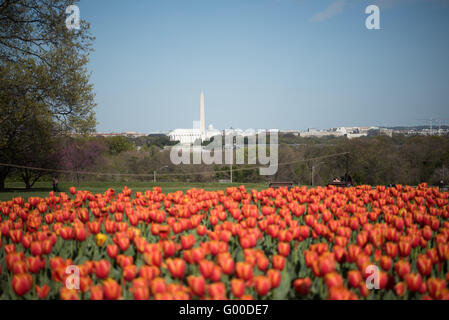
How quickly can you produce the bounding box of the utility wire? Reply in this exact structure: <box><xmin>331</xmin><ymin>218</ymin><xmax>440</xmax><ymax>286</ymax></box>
<box><xmin>0</xmin><ymin>152</ymin><xmax>349</xmax><ymax>177</ymax></box>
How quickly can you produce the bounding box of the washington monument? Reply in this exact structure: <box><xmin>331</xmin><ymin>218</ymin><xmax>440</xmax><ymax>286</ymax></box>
<box><xmin>200</xmin><ymin>91</ymin><xmax>205</xmax><ymax>140</ymax></box>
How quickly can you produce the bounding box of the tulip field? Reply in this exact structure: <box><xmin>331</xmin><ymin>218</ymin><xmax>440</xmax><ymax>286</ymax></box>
<box><xmin>1</xmin><ymin>183</ymin><xmax>449</xmax><ymax>300</ymax></box>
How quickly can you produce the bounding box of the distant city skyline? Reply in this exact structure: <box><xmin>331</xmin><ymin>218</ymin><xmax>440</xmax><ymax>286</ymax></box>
<box><xmin>79</xmin><ymin>0</ymin><xmax>449</xmax><ymax>132</ymax></box>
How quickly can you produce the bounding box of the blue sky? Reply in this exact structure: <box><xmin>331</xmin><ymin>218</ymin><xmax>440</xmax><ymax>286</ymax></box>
<box><xmin>79</xmin><ymin>0</ymin><xmax>449</xmax><ymax>132</ymax></box>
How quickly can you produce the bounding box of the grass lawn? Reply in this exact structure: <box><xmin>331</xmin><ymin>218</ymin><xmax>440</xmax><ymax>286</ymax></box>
<box><xmin>0</xmin><ymin>180</ymin><xmax>270</xmax><ymax>201</ymax></box>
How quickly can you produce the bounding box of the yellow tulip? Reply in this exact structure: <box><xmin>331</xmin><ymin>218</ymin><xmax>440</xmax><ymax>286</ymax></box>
<box><xmin>95</xmin><ymin>233</ymin><xmax>107</xmax><ymax>246</ymax></box>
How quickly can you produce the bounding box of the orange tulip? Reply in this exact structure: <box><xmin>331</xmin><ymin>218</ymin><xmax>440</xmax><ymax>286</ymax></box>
<box><xmin>272</xmin><ymin>254</ymin><xmax>286</xmax><ymax>271</ymax></box>
<box><xmin>167</xmin><ymin>258</ymin><xmax>186</xmax><ymax>279</ymax></box>
<box><xmin>347</xmin><ymin>270</ymin><xmax>362</xmax><ymax>288</ymax></box>
<box><xmin>187</xmin><ymin>275</ymin><xmax>206</xmax><ymax>297</ymax></box>
<box><xmin>151</xmin><ymin>277</ymin><xmax>167</xmax><ymax>295</ymax></box>
<box><xmin>324</xmin><ymin>272</ymin><xmax>344</xmax><ymax>288</ymax></box>
<box><xmin>395</xmin><ymin>260</ymin><xmax>411</xmax><ymax>279</ymax></box>
<box><xmin>394</xmin><ymin>282</ymin><xmax>406</xmax><ymax>297</ymax></box>
<box><xmin>267</xmin><ymin>269</ymin><xmax>281</xmax><ymax>289</ymax></box>
<box><xmin>89</xmin><ymin>284</ymin><xmax>104</xmax><ymax>300</ymax></box>
<box><xmin>231</xmin><ymin>278</ymin><xmax>245</xmax><ymax>298</ymax></box>
<box><xmin>277</xmin><ymin>242</ymin><xmax>290</xmax><ymax>257</ymax></box>
<box><xmin>236</xmin><ymin>262</ymin><xmax>253</xmax><ymax>281</ymax></box>
<box><xmin>35</xmin><ymin>284</ymin><xmax>50</xmax><ymax>299</ymax></box>
<box><xmin>405</xmin><ymin>273</ymin><xmax>422</xmax><ymax>292</ymax></box>
<box><xmin>103</xmin><ymin>278</ymin><xmax>121</xmax><ymax>300</ymax></box>
<box><xmin>254</xmin><ymin>276</ymin><xmax>271</xmax><ymax>296</ymax></box>
<box><xmin>123</xmin><ymin>264</ymin><xmax>138</xmax><ymax>281</ymax></box>
<box><xmin>12</xmin><ymin>273</ymin><xmax>33</xmax><ymax>296</ymax></box>
<box><xmin>293</xmin><ymin>278</ymin><xmax>311</xmax><ymax>295</ymax></box>
<box><xmin>94</xmin><ymin>259</ymin><xmax>110</xmax><ymax>279</ymax></box>
<box><xmin>131</xmin><ymin>286</ymin><xmax>150</xmax><ymax>300</ymax></box>
<box><xmin>417</xmin><ymin>254</ymin><xmax>432</xmax><ymax>277</ymax></box>
<box><xmin>427</xmin><ymin>278</ymin><xmax>446</xmax><ymax>300</ymax></box>
<box><xmin>60</xmin><ymin>287</ymin><xmax>80</xmax><ymax>300</ymax></box>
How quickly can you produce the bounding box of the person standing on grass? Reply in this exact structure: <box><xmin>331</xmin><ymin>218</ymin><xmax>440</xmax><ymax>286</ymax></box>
<box><xmin>52</xmin><ymin>176</ymin><xmax>59</xmax><ymax>192</ymax></box>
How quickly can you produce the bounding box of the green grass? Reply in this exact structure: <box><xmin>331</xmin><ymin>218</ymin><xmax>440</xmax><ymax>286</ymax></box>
<box><xmin>0</xmin><ymin>180</ymin><xmax>269</xmax><ymax>201</ymax></box>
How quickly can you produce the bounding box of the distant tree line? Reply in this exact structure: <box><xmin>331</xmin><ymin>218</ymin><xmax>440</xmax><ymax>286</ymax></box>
<box><xmin>3</xmin><ymin>133</ymin><xmax>449</xmax><ymax>188</ymax></box>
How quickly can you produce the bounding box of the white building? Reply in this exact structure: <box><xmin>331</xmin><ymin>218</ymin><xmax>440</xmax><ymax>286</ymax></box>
<box><xmin>168</xmin><ymin>92</ymin><xmax>221</xmax><ymax>144</ymax></box>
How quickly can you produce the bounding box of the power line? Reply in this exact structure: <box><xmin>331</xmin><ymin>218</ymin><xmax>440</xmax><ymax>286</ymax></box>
<box><xmin>0</xmin><ymin>152</ymin><xmax>349</xmax><ymax>177</ymax></box>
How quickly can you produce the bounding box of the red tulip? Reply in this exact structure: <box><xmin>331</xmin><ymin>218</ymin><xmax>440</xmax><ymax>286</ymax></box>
<box><xmin>267</xmin><ymin>269</ymin><xmax>281</xmax><ymax>289</ymax></box>
<box><xmin>12</xmin><ymin>273</ymin><xmax>33</xmax><ymax>296</ymax></box>
<box><xmin>405</xmin><ymin>273</ymin><xmax>422</xmax><ymax>292</ymax></box>
<box><xmin>143</xmin><ymin>250</ymin><xmax>162</xmax><ymax>267</ymax></box>
<box><xmin>167</xmin><ymin>258</ymin><xmax>186</xmax><ymax>279</ymax></box>
<box><xmin>385</xmin><ymin>242</ymin><xmax>398</xmax><ymax>258</ymax></box>
<box><xmin>60</xmin><ymin>287</ymin><xmax>80</xmax><ymax>300</ymax></box>
<box><xmin>117</xmin><ymin>236</ymin><xmax>130</xmax><ymax>252</ymax></box>
<box><xmin>254</xmin><ymin>276</ymin><xmax>271</xmax><ymax>296</ymax></box>
<box><xmin>399</xmin><ymin>240</ymin><xmax>412</xmax><ymax>257</ymax></box>
<box><xmin>151</xmin><ymin>277</ymin><xmax>167</xmax><ymax>295</ymax></box>
<box><xmin>139</xmin><ymin>265</ymin><xmax>160</xmax><ymax>282</ymax></box>
<box><xmin>116</xmin><ymin>254</ymin><xmax>133</xmax><ymax>268</ymax></box>
<box><xmin>187</xmin><ymin>275</ymin><xmax>206</xmax><ymax>297</ymax></box>
<box><xmin>162</xmin><ymin>241</ymin><xmax>176</xmax><ymax>258</ymax></box>
<box><xmin>107</xmin><ymin>244</ymin><xmax>119</xmax><ymax>259</ymax></box>
<box><xmin>272</xmin><ymin>255</ymin><xmax>286</xmax><ymax>271</ymax></box>
<box><xmin>236</xmin><ymin>262</ymin><xmax>253</xmax><ymax>281</ymax></box>
<box><xmin>293</xmin><ymin>278</ymin><xmax>311</xmax><ymax>295</ymax></box>
<box><xmin>395</xmin><ymin>260</ymin><xmax>411</xmax><ymax>279</ymax></box>
<box><xmin>36</xmin><ymin>284</ymin><xmax>50</xmax><ymax>299</ymax></box>
<box><xmin>87</xmin><ymin>221</ymin><xmax>101</xmax><ymax>234</ymax></box>
<box><xmin>347</xmin><ymin>270</ymin><xmax>362</xmax><ymax>288</ymax></box>
<box><xmin>94</xmin><ymin>259</ymin><xmax>111</xmax><ymax>279</ymax></box>
<box><xmin>394</xmin><ymin>282</ymin><xmax>406</xmax><ymax>297</ymax></box>
<box><xmin>318</xmin><ymin>253</ymin><xmax>336</xmax><ymax>276</ymax></box>
<box><xmin>90</xmin><ymin>285</ymin><xmax>104</xmax><ymax>300</ymax></box>
<box><xmin>380</xmin><ymin>255</ymin><xmax>392</xmax><ymax>271</ymax></box>
<box><xmin>417</xmin><ymin>254</ymin><xmax>432</xmax><ymax>276</ymax></box>
<box><xmin>277</xmin><ymin>242</ymin><xmax>290</xmax><ymax>257</ymax></box>
<box><xmin>210</xmin><ymin>265</ymin><xmax>222</xmax><ymax>282</ymax></box>
<box><xmin>219</xmin><ymin>257</ymin><xmax>234</xmax><ymax>275</ymax></box>
<box><xmin>208</xmin><ymin>282</ymin><xmax>226</xmax><ymax>299</ymax></box>
<box><xmin>427</xmin><ymin>278</ymin><xmax>446</xmax><ymax>300</ymax></box>
<box><xmin>123</xmin><ymin>264</ymin><xmax>138</xmax><ymax>281</ymax></box>
<box><xmin>103</xmin><ymin>278</ymin><xmax>121</xmax><ymax>300</ymax></box>
<box><xmin>12</xmin><ymin>260</ymin><xmax>27</xmax><ymax>274</ymax></box>
<box><xmin>324</xmin><ymin>272</ymin><xmax>344</xmax><ymax>288</ymax></box>
<box><xmin>26</xmin><ymin>256</ymin><xmax>44</xmax><ymax>273</ymax></box>
<box><xmin>328</xmin><ymin>287</ymin><xmax>357</xmax><ymax>300</ymax></box>
<box><xmin>30</xmin><ymin>241</ymin><xmax>42</xmax><ymax>256</ymax></box>
<box><xmin>231</xmin><ymin>278</ymin><xmax>245</xmax><ymax>298</ymax></box>
<box><xmin>9</xmin><ymin>229</ymin><xmax>23</xmax><ymax>243</ymax></box>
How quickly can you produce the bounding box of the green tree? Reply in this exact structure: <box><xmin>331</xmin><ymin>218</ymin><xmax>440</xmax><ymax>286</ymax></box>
<box><xmin>0</xmin><ymin>0</ymin><xmax>96</xmax><ymax>190</ymax></box>
<box><xmin>106</xmin><ymin>136</ymin><xmax>134</xmax><ymax>155</ymax></box>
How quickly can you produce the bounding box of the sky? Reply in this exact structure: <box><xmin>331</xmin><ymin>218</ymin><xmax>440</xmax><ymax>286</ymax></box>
<box><xmin>78</xmin><ymin>0</ymin><xmax>449</xmax><ymax>133</ymax></box>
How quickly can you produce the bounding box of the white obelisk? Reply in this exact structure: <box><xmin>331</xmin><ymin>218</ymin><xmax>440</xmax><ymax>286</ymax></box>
<box><xmin>200</xmin><ymin>91</ymin><xmax>205</xmax><ymax>141</ymax></box>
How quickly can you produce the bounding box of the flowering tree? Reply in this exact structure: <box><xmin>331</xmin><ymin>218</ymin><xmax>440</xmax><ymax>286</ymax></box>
<box><xmin>57</xmin><ymin>139</ymin><xmax>107</xmax><ymax>186</ymax></box>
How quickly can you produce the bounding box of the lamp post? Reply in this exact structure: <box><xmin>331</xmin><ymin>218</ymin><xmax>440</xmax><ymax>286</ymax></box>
<box><xmin>311</xmin><ymin>162</ymin><xmax>324</xmax><ymax>186</ymax></box>
<box><xmin>154</xmin><ymin>165</ymin><xmax>168</xmax><ymax>183</ymax></box>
